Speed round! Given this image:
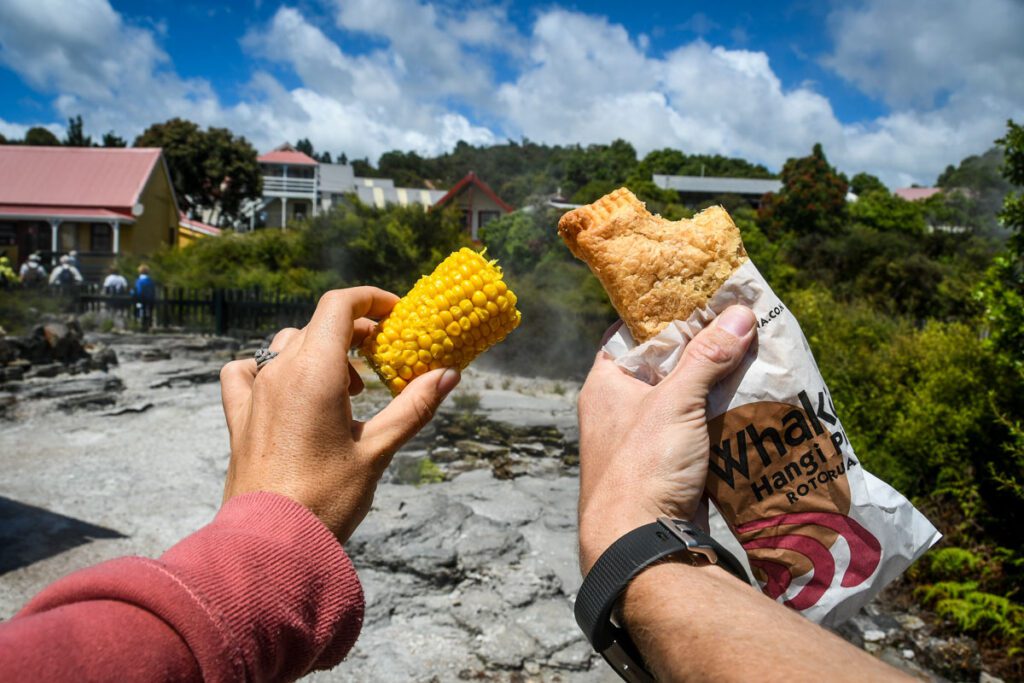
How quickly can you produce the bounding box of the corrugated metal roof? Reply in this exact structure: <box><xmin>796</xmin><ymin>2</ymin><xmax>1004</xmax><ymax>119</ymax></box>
<box><xmin>319</xmin><ymin>163</ymin><xmax>356</xmax><ymax>193</ymax></box>
<box><xmin>0</xmin><ymin>146</ymin><xmax>161</xmax><ymax>209</ymax></box>
<box><xmin>653</xmin><ymin>174</ymin><xmax>781</xmax><ymax>196</ymax></box>
<box><xmin>894</xmin><ymin>187</ymin><xmax>941</xmax><ymax>201</ymax></box>
<box><xmin>0</xmin><ymin>205</ymin><xmax>135</xmax><ymax>221</ymax></box>
<box><xmin>179</xmin><ymin>211</ymin><xmax>221</xmax><ymax>236</ymax></box>
<box><xmin>433</xmin><ymin>172</ymin><xmax>514</xmax><ymax>213</ymax></box>
<box><xmin>355</xmin><ymin>177</ymin><xmax>395</xmax><ymax>189</ymax></box>
<box><xmin>258</xmin><ymin>150</ymin><xmax>319</xmax><ymax>165</ymax></box>
<box><xmin>356</xmin><ymin>185</ymin><xmax>446</xmax><ymax>209</ymax></box>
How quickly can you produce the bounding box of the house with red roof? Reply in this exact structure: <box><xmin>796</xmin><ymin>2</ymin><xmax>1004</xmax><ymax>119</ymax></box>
<box><xmin>0</xmin><ymin>146</ymin><xmax>182</xmax><ymax>280</ymax></box>
<box><xmin>247</xmin><ymin>145</ymin><xmax>514</xmax><ymax>238</ymax></box>
<box><xmin>432</xmin><ymin>172</ymin><xmax>513</xmax><ymax>240</ymax></box>
<box><xmin>254</xmin><ymin>145</ymin><xmax>319</xmax><ymax>228</ymax></box>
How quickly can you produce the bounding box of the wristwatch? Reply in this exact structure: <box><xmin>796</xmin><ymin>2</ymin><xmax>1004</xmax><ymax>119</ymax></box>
<box><xmin>574</xmin><ymin>517</ymin><xmax>751</xmax><ymax>682</ymax></box>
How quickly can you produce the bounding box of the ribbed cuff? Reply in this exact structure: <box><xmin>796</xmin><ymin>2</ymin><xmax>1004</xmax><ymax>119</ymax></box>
<box><xmin>15</xmin><ymin>492</ymin><xmax>364</xmax><ymax>682</ymax></box>
<box><xmin>160</xmin><ymin>491</ymin><xmax>365</xmax><ymax>679</ymax></box>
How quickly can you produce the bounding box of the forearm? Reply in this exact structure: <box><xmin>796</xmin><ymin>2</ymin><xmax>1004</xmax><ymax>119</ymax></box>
<box><xmin>621</xmin><ymin>563</ymin><xmax>910</xmax><ymax>683</ymax></box>
<box><xmin>2</xmin><ymin>493</ymin><xmax>365</xmax><ymax>682</ymax></box>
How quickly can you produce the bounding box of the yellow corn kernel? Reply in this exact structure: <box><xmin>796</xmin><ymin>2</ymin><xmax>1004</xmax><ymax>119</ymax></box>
<box><xmin>360</xmin><ymin>248</ymin><xmax>522</xmax><ymax>394</ymax></box>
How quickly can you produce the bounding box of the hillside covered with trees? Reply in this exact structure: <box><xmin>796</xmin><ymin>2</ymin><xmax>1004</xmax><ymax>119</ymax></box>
<box><xmin>6</xmin><ymin>113</ymin><xmax>1021</xmax><ymax>676</ymax></box>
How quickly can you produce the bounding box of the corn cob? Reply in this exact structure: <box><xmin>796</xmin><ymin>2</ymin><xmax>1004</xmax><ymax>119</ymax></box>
<box><xmin>361</xmin><ymin>248</ymin><xmax>521</xmax><ymax>394</ymax></box>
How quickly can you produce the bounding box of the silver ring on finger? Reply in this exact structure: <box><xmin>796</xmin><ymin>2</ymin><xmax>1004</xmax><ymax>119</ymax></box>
<box><xmin>254</xmin><ymin>347</ymin><xmax>279</xmax><ymax>371</ymax></box>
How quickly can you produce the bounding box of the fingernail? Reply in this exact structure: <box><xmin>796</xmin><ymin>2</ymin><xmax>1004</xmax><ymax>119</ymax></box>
<box><xmin>438</xmin><ymin>368</ymin><xmax>461</xmax><ymax>394</ymax></box>
<box><xmin>716</xmin><ymin>307</ymin><xmax>755</xmax><ymax>338</ymax></box>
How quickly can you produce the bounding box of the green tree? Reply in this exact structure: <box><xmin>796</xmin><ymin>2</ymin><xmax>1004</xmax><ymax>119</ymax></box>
<box><xmin>849</xmin><ymin>172</ymin><xmax>887</xmax><ymax>196</ymax></box>
<box><xmin>24</xmin><ymin>127</ymin><xmax>60</xmax><ymax>146</ymax></box>
<box><xmin>295</xmin><ymin>138</ymin><xmax>314</xmax><ymax>157</ymax></box>
<box><xmin>975</xmin><ymin>121</ymin><xmax>1024</xmax><ymax>520</ymax></box>
<box><xmin>563</xmin><ymin>139</ymin><xmax>638</xmax><ymax>194</ymax></box>
<box><xmin>480</xmin><ymin>207</ymin><xmax>562</xmax><ymax>275</ymax></box>
<box><xmin>978</xmin><ymin>121</ymin><xmax>1024</xmax><ymax>363</ymax></box>
<box><xmin>378</xmin><ymin>150</ymin><xmax>428</xmax><ymax>187</ymax></box>
<box><xmin>759</xmin><ymin>143</ymin><xmax>848</xmax><ymax>237</ymax></box>
<box><xmin>135</xmin><ymin>119</ymin><xmax>262</xmax><ymax>224</ymax></box>
<box><xmin>848</xmin><ymin>190</ymin><xmax>926</xmax><ymax>235</ymax></box>
<box><xmin>352</xmin><ymin>157</ymin><xmax>379</xmax><ymax>177</ymax></box>
<box><xmin>63</xmin><ymin>115</ymin><xmax>93</xmax><ymax>147</ymax></box>
<box><xmin>101</xmin><ymin>131</ymin><xmax>127</xmax><ymax>148</ymax></box>
<box><xmin>303</xmin><ymin>202</ymin><xmax>466</xmax><ymax>293</ymax></box>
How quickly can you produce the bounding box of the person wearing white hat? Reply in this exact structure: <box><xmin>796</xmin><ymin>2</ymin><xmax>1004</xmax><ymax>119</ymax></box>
<box><xmin>18</xmin><ymin>253</ymin><xmax>48</xmax><ymax>287</ymax></box>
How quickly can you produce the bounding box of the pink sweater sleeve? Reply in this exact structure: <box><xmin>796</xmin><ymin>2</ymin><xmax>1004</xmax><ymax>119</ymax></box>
<box><xmin>0</xmin><ymin>492</ymin><xmax>365</xmax><ymax>682</ymax></box>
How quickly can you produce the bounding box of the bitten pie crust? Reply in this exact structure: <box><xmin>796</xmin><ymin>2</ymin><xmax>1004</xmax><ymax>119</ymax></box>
<box><xmin>558</xmin><ymin>187</ymin><xmax>748</xmax><ymax>343</ymax></box>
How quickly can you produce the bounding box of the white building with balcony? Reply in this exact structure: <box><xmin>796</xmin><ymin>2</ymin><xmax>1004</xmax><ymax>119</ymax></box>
<box><xmin>254</xmin><ymin>148</ymin><xmax>319</xmax><ymax>228</ymax></box>
<box><xmin>245</xmin><ymin>145</ymin><xmax>513</xmax><ymax>237</ymax></box>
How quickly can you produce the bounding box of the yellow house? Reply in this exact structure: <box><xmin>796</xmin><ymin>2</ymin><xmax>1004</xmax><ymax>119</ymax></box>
<box><xmin>0</xmin><ymin>146</ymin><xmax>194</xmax><ymax>281</ymax></box>
<box><xmin>177</xmin><ymin>213</ymin><xmax>222</xmax><ymax>247</ymax></box>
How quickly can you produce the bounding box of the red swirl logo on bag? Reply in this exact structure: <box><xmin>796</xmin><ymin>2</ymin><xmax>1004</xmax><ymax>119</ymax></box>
<box><xmin>706</xmin><ymin>395</ymin><xmax>880</xmax><ymax>609</ymax></box>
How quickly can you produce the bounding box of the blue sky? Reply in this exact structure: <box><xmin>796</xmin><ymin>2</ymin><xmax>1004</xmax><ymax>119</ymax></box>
<box><xmin>1</xmin><ymin>0</ymin><xmax>1022</xmax><ymax>186</ymax></box>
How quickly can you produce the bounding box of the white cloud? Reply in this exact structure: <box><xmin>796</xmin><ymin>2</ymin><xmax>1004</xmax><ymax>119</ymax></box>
<box><xmin>826</xmin><ymin>0</ymin><xmax>1024</xmax><ymax>110</ymax></box>
<box><xmin>0</xmin><ymin>0</ymin><xmax>1021</xmax><ymax>188</ymax></box>
<box><xmin>239</xmin><ymin>6</ymin><xmax>496</xmax><ymax>159</ymax></box>
<box><xmin>822</xmin><ymin>0</ymin><xmax>1024</xmax><ymax>185</ymax></box>
<box><xmin>329</xmin><ymin>0</ymin><xmax>514</xmax><ymax>103</ymax></box>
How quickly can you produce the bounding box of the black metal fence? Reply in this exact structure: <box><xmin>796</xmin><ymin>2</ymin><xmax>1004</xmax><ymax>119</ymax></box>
<box><xmin>55</xmin><ymin>285</ymin><xmax>317</xmax><ymax>336</ymax></box>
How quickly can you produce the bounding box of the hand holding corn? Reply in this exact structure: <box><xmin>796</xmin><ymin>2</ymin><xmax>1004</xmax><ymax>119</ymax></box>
<box><xmin>361</xmin><ymin>248</ymin><xmax>522</xmax><ymax>394</ymax></box>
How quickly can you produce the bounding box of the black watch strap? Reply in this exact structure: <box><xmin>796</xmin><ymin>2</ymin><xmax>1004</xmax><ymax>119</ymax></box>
<box><xmin>574</xmin><ymin>518</ymin><xmax>750</xmax><ymax>682</ymax></box>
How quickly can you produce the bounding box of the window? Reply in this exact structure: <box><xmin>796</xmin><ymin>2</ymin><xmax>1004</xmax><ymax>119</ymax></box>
<box><xmin>91</xmin><ymin>223</ymin><xmax>113</xmax><ymax>252</ymax></box>
<box><xmin>59</xmin><ymin>224</ymin><xmax>77</xmax><ymax>252</ymax></box>
<box><xmin>478</xmin><ymin>211</ymin><xmax>501</xmax><ymax>228</ymax></box>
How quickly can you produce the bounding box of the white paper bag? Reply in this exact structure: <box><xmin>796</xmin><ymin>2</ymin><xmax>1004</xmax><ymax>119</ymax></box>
<box><xmin>604</xmin><ymin>259</ymin><xmax>941</xmax><ymax>627</ymax></box>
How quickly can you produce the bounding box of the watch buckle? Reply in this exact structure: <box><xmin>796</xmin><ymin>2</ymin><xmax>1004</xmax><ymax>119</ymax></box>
<box><xmin>657</xmin><ymin>517</ymin><xmax>719</xmax><ymax>566</ymax></box>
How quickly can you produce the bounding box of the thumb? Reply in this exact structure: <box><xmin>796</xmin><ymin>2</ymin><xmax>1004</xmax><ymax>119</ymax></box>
<box><xmin>656</xmin><ymin>306</ymin><xmax>757</xmax><ymax>414</ymax></box>
<box><xmin>360</xmin><ymin>368</ymin><xmax>461</xmax><ymax>461</ymax></box>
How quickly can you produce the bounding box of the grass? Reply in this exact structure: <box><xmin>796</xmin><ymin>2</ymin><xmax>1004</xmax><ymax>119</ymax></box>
<box><xmin>417</xmin><ymin>457</ymin><xmax>445</xmax><ymax>485</ymax></box>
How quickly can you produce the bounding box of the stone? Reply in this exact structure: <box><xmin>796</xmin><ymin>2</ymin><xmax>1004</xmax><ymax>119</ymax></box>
<box><xmin>474</xmin><ymin>623</ymin><xmax>537</xmax><ymax>669</ymax></box>
<box><xmin>515</xmin><ymin>598</ymin><xmax>582</xmax><ymax>655</ymax></box>
<box><xmin>2</xmin><ymin>365</ymin><xmax>24</xmax><ymax>381</ymax></box>
<box><xmin>58</xmin><ymin>392</ymin><xmax>118</xmax><ymax>411</ymax></box>
<box><xmin>347</xmin><ymin>492</ymin><xmax>472</xmax><ymax>583</ymax></box>
<box><xmin>26</xmin><ymin>363</ymin><xmax>63</xmax><ymax>379</ymax></box>
<box><xmin>103</xmin><ymin>402</ymin><xmax>154</xmax><ymax>417</ymax></box>
<box><xmin>455</xmin><ymin>513</ymin><xmax>526</xmax><ymax>572</ymax></box>
<box><xmin>22</xmin><ymin>375</ymin><xmax>124</xmax><ymax>400</ymax></box>
<box><xmin>141</xmin><ymin>348</ymin><xmax>172</xmax><ymax>362</ymax></box>
<box><xmin>388</xmin><ymin>451</ymin><xmax>428</xmax><ymax>485</ymax></box>
<box><xmin>916</xmin><ymin>635</ymin><xmax>982</xmax><ymax>681</ymax></box>
<box><xmin>495</xmin><ymin>559</ymin><xmax>561</xmax><ymax>607</ymax></box>
<box><xmin>863</xmin><ymin>629</ymin><xmax>886</xmax><ymax>643</ymax></box>
<box><xmin>89</xmin><ymin>345</ymin><xmax>119</xmax><ymax>370</ymax></box>
<box><xmin>454</xmin><ymin>439</ymin><xmax>509</xmax><ymax>458</ymax></box>
<box><xmin>547</xmin><ymin>640</ymin><xmax>594</xmax><ymax>671</ymax></box>
<box><xmin>429</xmin><ymin>445</ymin><xmax>461</xmax><ymax>463</ymax></box>
<box><xmin>980</xmin><ymin>672</ymin><xmax>1005</xmax><ymax>683</ymax></box>
<box><xmin>895</xmin><ymin>614</ymin><xmax>926</xmax><ymax>631</ymax></box>
<box><xmin>0</xmin><ymin>337</ymin><xmax>20</xmax><ymax>364</ymax></box>
<box><xmin>39</xmin><ymin>322</ymin><xmax>86</xmax><ymax>363</ymax></box>
<box><xmin>149</xmin><ymin>367</ymin><xmax>221</xmax><ymax>389</ymax></box>
<box><xmin>512</xmin><ymin>442</ymin><xmax>547</xmax><ymax>458</ymax></box>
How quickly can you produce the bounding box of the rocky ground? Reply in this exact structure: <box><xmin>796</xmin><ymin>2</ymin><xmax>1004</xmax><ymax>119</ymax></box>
<box><xmin>0</xmin><ymin>331</ymin><xmax>1004</xmax><ymax>682</ymax></box>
